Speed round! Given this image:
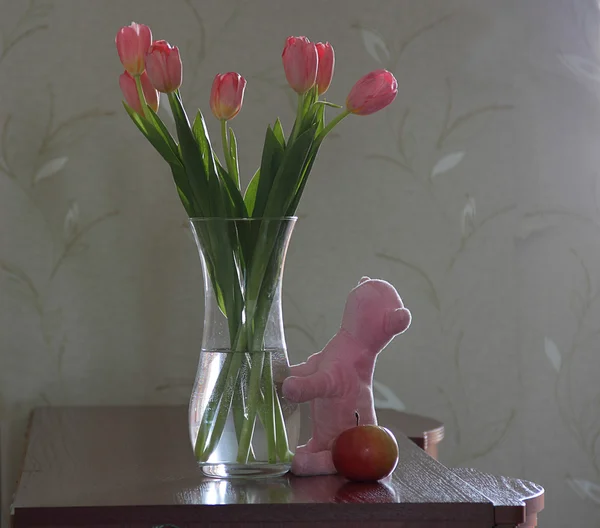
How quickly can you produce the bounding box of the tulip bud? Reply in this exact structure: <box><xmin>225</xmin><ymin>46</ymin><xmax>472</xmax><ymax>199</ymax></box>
<box><xmin>210</xmin><ymin>72</ymin><xmax>247</xmax><ymax>121</ymax></box>
<box><xmin>282</xmin><ymin>36</ymin><xmax>318</xmax><ymax>94</ymax></box>
<box><xmin>315</xmin><ymin>42</ymin><xmax>335</xmax><ymax>95</ymax></box>
<box><xmin>119</xmin><ymin>71</ymin><xmax>159</xmax><ymax>114</ymax></box>
<box><xmin>346</xmin><ymin>69</ymin><xmax>398</xmax><ymax>116</ymax></box>
<box><xmin>145</xmin><ymin>40</ymin><xmax>183</xmax><ymax>93</ymax></box>
<box><xmin>115</xmin><ymin>22</ymin><xmax>152</xmax><ymax>76</ymax></box>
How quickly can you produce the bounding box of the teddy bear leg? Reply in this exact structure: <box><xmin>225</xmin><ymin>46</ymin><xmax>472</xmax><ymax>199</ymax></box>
<box><xmin>291</xmin><ymin>448</ymin><xmax>336</xmax><ymax>476</ymax></box>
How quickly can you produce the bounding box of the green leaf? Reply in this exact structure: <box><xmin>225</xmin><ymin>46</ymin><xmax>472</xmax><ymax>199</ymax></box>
<box><xmin>166</xmin><ymin>93</ymin><xmax>210</xmax><ymax>216</ymax></box>
<box><xmin>170</xmin><ymin>163</ymin><xmax>199</xmax><ymax>217</ymax></box>
<box><xmin>314</xmin><ymin>104</ymin><xmax>326</xmax><ymax>136</ymax></box>
<box><xmin>252</xmin><ymin>126</ymin><xmax>285</xmax><ymax>218</ymax></box>
<box><xmin>299</xmin><ymin>88</ymin><xmax>319</xmax><ymax>132</ymax></box>
<box><xmin>304</xmin><ymin>100</ymin><xmax>324</xmax><ymax>131</ymax></box>
<box><xmin>145</xmin><ymin>106</ymin><xmax>181</xmax><ymax>161</ymax></box>
<box><xmin>216</xmin><ymin>159</ymin><xmax>248</xmax><ymax>218</ymax></box>
<box><xmin>286</xmin><ymin>149</ymin><xmax>318</xmax><ymax>216</ymax></box>
<box><xmin>228</xmin><ymin>127</ymin><xmax>240</xmax><ymax>189</ymax></box>
<box><xmin>286</xmin><ymin>111</ymin><xmax>326</xmax><ymax>215</ymax></box>
<box><xmin>192</xmin><ymin>110</ymin><xmax>228</xmax><ymax>217</ymax></box>
<box><xmin>302</xmin><ymin>87</ymin><xmax>318</xmax><ymax>115</ymax></box>
<box><xmin>244</xmin><ymin>168</ymin><xmax>260</xmax><ymax>216</ymax></box>
<box><xmin>191</xmin><ymin>111</ymin><xmax>212</xmax><ymax>177</ymax></box>
<box><xmin>273</xmin><ymin>118</ymin><xmax>286</xmax><ymax>148</ymax></box>
<box><xmin>191</xmin><ymin>223</ymin><xmax>229</xmax><ymax>316</ymax></box>
<box><xmin>264</xmin><ymin>126</ymin><xmax>316</xmax><ymax>217</ymax></box>
<box><xmin>123</xmin><ymin>102</ymin><xmax>181</xmax><ymax>166</ymax></box>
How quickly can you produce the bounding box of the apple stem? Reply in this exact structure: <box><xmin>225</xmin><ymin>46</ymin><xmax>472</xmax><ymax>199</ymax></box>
<box><xmin>355</xmin><ymin>411</ymin><xmax>359</xmax><ymax>427</ymax></box>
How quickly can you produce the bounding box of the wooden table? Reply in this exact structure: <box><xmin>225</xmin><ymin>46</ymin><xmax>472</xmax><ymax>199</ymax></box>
<box><xmin>11</xmin><ymin>406</ymin><xmax>541</xmax><ymax>527</ymax></box>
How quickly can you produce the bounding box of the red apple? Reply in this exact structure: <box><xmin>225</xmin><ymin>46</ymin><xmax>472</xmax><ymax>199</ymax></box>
<box><xmin>331</xmin><ymin>415</ymin><xmax>399</xmax><ymax>482</ymax></box>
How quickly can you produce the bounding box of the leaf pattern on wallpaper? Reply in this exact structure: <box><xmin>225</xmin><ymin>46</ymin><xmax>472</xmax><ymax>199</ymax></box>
<box><xmin>372</xmin><ymin>380</ymin><xmax>406</xmax><ymax>411</ymax></box>
<box><xmin>353</xmin><ymin>14</ymin><xmax>455</xmax><ymax>71</ymax></box>
<box><xmin>63</xmin><ymin>200</ymin><xmax>80</xmax><ymax>241</ymax></box>
<box><xmin>570</xmin><ymin>290</ymin><xmax>587</xmax><ymax>322</ymax></box>
<box><xmin>0</xmin><ymin>0</ymin><xmax>52</xmax><ymax>65</ymax></box>
<box><xmin>515</xmin><ymin>208</ymin><xmax>600</xmax><ymax>248</ymax></box>
<box><xmin>366</xmin><ymin>108</ymin><xmax>415</xmax><ymax>175</ymax></box>
<box><xmin>448</xmin><ymin>204</ymin><xmax>516</xmax><ymax>273</ymax></box>
<box><xmin>0</xmin><ymin>260</ymin><xmax>43</xmax><ymax>313</ymax></box>
<box><xmin>559</xmin><ymin>54</ymin><xmax>600</xmax><ymax>91</ymax></box>
<box><xmin>377</xmin><ymin>228</ymin><xmax>517</xmax><ymax>465</ymax></box>
<box><xmin>50</xmin><ymin>208</ymin><xmax>119</xmax><ymax>280</ymax></box>
<box><xmin>34</xmin><ymin>156</ymin><xmax>68</xmax><ymax>184</ymax></box>
<box><xmin>42</xmin><ymin>307</ymin><xmax>63</xmax><ymax>346</ymax></box>
<box><xmin>376</xmin><ymin>252</ymin><xmax>441</xmax><ymax>313</ymax></box>
<box><xmin>0</xmin><ymin>115</ymin><xmax>16</xmax><ymax>179</ymax></box>
<box><xmin>0</xmin><ymin>64</ymin><xmax>117</xmax><ymax>392</ymax></box>
<box><xmin>357</xmin><ymin>26</ymin><xmax>390</xmax><ymax>64</ymax></box>
<box><xmin>32</xmin><ymin>86</ymin><xmax>114</xmax><ymax>186</ymax></box>
<box><xmin>283</xmin><ymin>290</ymin><xmax>326</xmax><ymax>351</ymax></box>
<box><xmin>181</xmin><ymin>0</ymin><xmax>246</xmax><ymax>94</ymax></box>
<box><xmin>551</xmin><ymin>249</ymin><xmax>600</xmax><ymax>483</ymax></box>
<box><xmin>567</xmin><ymin>478</ymin><xmax>600</xmax><ymax>505</ymax></box>
<box><xmin>437</xmin><ymin>78</ymin><xmax>514</xmax><ymax>149</ymax></box>
<box><xmin>544</xmin><ymin>337</ymin><xmax>562</xmax><ymax>372</ymax></box>
<box><xmin>460</xmin><ymin>194</ymin><xmax>476</xmax><ymax>238</ymax></box>
<box><xmin>431</xmin><ymin>151</ymin><xmax>465</xmax><ymax>179</ymax></box>
<box><xmin>515</xmin><ymin>213</ymin><xmax>556</xmax><ymax>242</ymax></box>
<box><xmin>368</xmin><ymin>68</ymin><xmax>517</xmax><ymax>464</ymax></box>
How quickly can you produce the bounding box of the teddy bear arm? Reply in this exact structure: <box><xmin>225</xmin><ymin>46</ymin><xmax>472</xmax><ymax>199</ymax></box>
<box><xmin>282</xmin><ymin>369</ymin><xmax>338</xmax><ymax>403</ymax></box>
<box><xmin>288</xmin><ymin>357</ymin><xmax>319</xmax><ymax>378</ymax></box>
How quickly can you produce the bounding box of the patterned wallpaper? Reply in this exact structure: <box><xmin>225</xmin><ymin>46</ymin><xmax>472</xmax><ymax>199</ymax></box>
<box><xmin>1</xmin><ymin>0</ymin><xmax>600</xmax><ymax>525</ymax></box>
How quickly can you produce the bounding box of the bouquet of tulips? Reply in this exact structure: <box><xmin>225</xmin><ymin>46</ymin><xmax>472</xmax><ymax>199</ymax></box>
<box><xmin>116</xmin><ymin>22</ymin><xmax>398</xmax><ymax>466</ymax></box>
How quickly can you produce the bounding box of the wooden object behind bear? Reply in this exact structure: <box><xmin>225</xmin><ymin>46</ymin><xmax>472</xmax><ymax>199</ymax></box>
<box><xmin>299</xmin><ymin>405</ymin><xmax>445</xmax><ymax>459</ymax></box>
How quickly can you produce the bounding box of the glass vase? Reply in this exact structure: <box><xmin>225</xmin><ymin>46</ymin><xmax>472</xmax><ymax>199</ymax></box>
<box><xmin>188</xmin><ymin>217</ymin><xmax>300</xmax><ymax>478</ymax></box>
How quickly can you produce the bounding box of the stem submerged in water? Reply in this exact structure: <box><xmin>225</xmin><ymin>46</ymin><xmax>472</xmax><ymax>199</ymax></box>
<box><xmin>192</xmin><ymin>218</ymin><xmax>295</xmax><ymax>468</ymax></box>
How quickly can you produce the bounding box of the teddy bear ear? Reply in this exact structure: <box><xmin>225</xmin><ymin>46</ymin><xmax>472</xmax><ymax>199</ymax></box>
<box><xmin>385</xmin><ymin>307</ymin><xmax>412</xmax><ymax>335</ymax></box>
<box><xmin>358</xmin><ymin>276</ymin><xmax>371</xmax><ymax>285</ymax></box>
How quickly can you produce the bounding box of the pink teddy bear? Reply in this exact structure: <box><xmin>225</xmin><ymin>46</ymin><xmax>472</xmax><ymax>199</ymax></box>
<box><xmin>282</xmin><ymin>276</ymin><xmax>412</xmax><ymax>476</ymax></box>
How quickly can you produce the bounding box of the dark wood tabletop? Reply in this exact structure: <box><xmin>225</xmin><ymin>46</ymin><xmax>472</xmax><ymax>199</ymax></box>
<box><xmin>11</xmin><ymin>406</ymin><xmax>528</xmax><ymax>528</ymax></box>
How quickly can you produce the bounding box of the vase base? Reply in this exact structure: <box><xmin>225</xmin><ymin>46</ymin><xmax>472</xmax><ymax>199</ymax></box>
<box><xmin>200</xmin><ymin>462</ymin><xmax>291</xmax><ymax>479</ymax></box>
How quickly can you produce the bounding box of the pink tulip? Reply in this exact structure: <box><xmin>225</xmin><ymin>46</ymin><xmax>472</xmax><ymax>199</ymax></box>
<box><xmin>119</xmin><ymin>71</ymin><xmax>159</xmax><ymax>114</ymax></box>
<box><xmin>145</xmin><ymin>40</ymin><xmax>182</xmax><ymax>93</ymax></box>
<box><xmin>315</xmin><ymin>42</ymin><xmax>334</xmax><ymax>95</ymax></box>
<box><xmin>282</xmin><ymin>36</ymin><xmax>318</xmax><ymax>94</ymax></box>
<box><xmin>210</xmin><ymin>72</ymin><xmax>247</xmax><ymax>121</ymax></box>
<box><xmin>115</xmin><ymin>22</ymin><xmax>152</xmax><ymax>76</ymax></box>
<box><xmin>346</xmin><ymin>69</ymin><xmax>398</xmax><ymax>116</ymax></box>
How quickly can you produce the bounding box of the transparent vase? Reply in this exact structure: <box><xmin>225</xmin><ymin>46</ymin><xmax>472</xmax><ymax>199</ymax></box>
<box><xmin>188</xmin><ymin>217</ymin><xmax>300</xmax><ymax>478</ymax></box>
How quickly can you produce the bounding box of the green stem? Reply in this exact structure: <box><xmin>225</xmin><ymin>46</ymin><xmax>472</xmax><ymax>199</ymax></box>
<box><xmin>133</xmin><ymin>75</ymin><xmax>147</xmax><ymax>117</ymax></box>
<box><xmin>274</xmin><ymin>392</ymin><xmax>293</xmax><ymax>462</ymax></box>
<box><xmin>194</xmin><ymin>323</ymin><xmax>245</xmax><ymax>461</ymax></box>
<box><xmin>316</xmin><ymin>109</ymin><xmax>351</xmax><ymax>143</ymax></box>
<box><xmin>201</xmin><ymin>351</ymin><xmax>244</xmax><ymax>458</ymax></box>
<box><xmin>233</xmin><ymin>358</ymin><xmax>256</xmax><ymax>462</ymax></box>
<box><xmin>289</xmin><ymin>93</ymin><xmax>305</xmax><ymax>145</ymax></box>
<box><xmin>236</xmin><ymin>331</ymin><xmax>266</xmax><ymax>463</ymax></box>
<box><xmin>262</xmin><ymin>352</ymin><xmax>277</xmax><ymax>463</ymax></box>
<box><xmin>195</xmin><ymin>220</ymin><xmax>291</xmax><ymax>466</ymax></box>
<box><xmin>236</xmin><ymin>261</ymin><xmax>275</xmax><ymax>462</ymax></box>
<box><xmin>193</xmin><ymin>352</ymin><xmax>232</xmax><ymax>459</ymax></box>
<box><xmin>220</xmin><ymin>119</ymin><xmax>235</xmax><ymax>183</ymax></box>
